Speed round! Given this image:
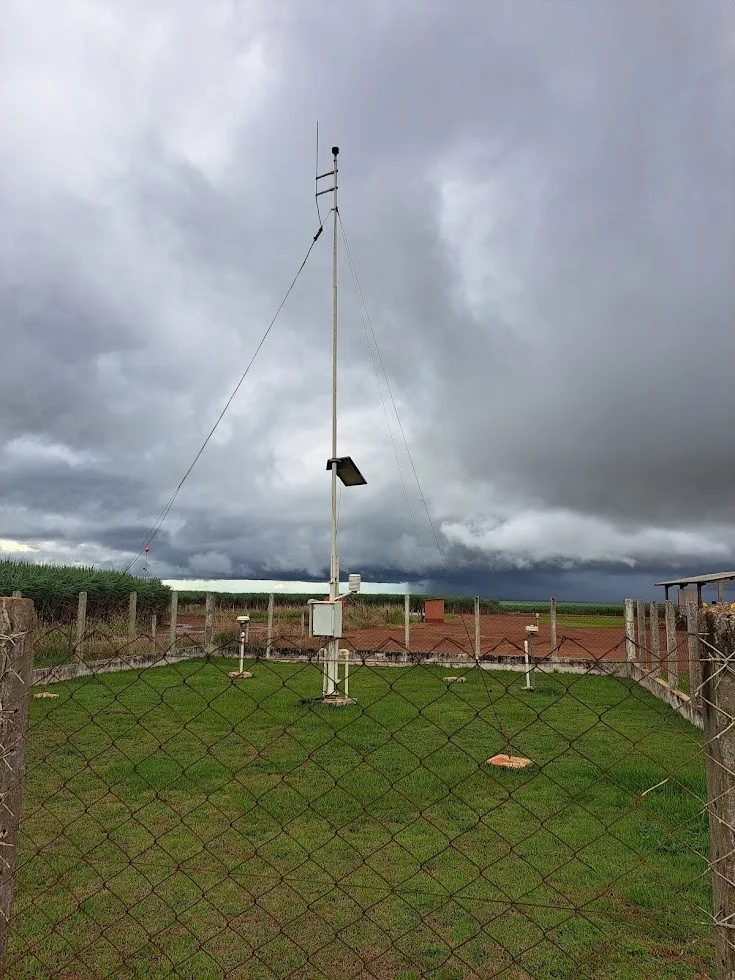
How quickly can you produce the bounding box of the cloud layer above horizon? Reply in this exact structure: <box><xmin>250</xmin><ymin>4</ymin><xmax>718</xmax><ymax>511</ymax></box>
<box><xmin>1</xmin><ymin>0</ymin><xmax>733</xmax><ymax>600</ymax></box>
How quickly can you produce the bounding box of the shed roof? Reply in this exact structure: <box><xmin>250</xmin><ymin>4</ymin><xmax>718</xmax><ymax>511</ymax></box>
<box><xmin>654</xmin><ymin>571</ymin><xmax>735</xmax><ymax>588</ymax></box>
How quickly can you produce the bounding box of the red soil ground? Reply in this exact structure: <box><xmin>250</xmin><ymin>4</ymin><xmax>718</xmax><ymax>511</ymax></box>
<box><xmin>176</xmin><ymin>613</ymin><xmax>633</xmax><ymax>662</ymax></box>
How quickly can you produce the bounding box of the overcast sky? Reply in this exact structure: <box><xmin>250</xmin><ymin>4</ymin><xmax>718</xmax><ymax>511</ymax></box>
<box><xmin>1</xmin><ymin>0</ymin><xmax>733</xmax><ymax>601</ymax></box>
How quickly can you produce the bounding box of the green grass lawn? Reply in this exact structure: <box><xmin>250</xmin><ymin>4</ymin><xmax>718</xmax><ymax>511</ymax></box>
<box><xmin>7</xmin><ymin>660</ymin><xmax>713</xmax><ymax>979</ymax></box>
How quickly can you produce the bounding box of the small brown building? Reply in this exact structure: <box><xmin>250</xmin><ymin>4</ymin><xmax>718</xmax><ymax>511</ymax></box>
<box><xmin>424</xmin><ymin>598</ymin><xmax>445</xmax><ymax>624</ymax></box>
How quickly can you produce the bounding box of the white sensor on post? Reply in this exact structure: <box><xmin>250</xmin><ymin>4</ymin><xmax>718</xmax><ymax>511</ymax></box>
<box><xmin>348</xmin><ymin>574</ymin><xmax>361</xmax><ymax>594</ymax></box>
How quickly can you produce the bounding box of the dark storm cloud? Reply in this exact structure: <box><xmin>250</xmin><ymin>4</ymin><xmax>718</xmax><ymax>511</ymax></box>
<box><xmin>0</xmin><ymin>0</ymin><xmax>732</xmax><ymax>597</ymax></box>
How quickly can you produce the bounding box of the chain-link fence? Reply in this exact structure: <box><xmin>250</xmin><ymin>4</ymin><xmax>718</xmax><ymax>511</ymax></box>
<box><xmin>2</xmin><ymin>595</ymin><xmax>734</xmax><ymax>978</ymax></box>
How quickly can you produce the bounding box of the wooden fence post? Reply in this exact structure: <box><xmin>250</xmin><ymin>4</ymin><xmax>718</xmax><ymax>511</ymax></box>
<box><xmin>687</xmin><ymin>605</ymin><xmax>702</xmax><ymax>709</ymax></box>
<box><xmin>266</xmin><ymin>594</ymin><xmax>274</xmax><ymax>659</ymax></box>
<box><xmin>0</xmin><ymin>597</ymin><xmax>36</xmax><ymax>959</ymax></box>
<box><xmin>128</xmin><ymin>592</ymin><xmax>137</xmax><ymax>642</ymax></box>
<box><xmin>403</xmin><ymin>595</ymin><xmax>410</xmax><ymax>661</ymax></box>
<box><xmin>75</xmin><ymin>591</ymin><xmax>87</xmax><ymax>663</ymax></box>
<box><xmin>698</xmin><ymin>610</ymin><xmax>735</xmax><ymax>978</ymax></box>
<box><xmin>169</xmin><ymin>592</ymin><xmax>178</xmax><ymax>655</ymax></box>
<box><xmin>665</xmin><ymin>600</ymin><xmax>678</xmax><ymax>690</ymax></box>
<box><xmin>649</xmin><ymin>600</ymin><xmax>660</xmax><ymax>677</ymax></box>
<box><xmin>624</xmin><ymin>600</ymin><xmax>636</xmax><ymax>665</ymax></box>
<box><xmin>204</xmin><ymin>593</ymin><xmax>215</xmax><ymax>656</ymax></box>
<box><xmin>550</xmin><ymin>597</ymin><xmax>558</xmax><ymax>662</ymax></box>
<box><xmin>473</xmin><ymin>596</ymin><xmax>480</xmax><ymax>660</ymax></box>
<box><xmin>636</xmin><ymin>600</ymin><xmax>647</xmax><ymax>665</ymax></box>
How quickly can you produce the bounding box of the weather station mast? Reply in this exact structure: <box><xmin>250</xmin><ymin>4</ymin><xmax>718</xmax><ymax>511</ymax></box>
<box><xmin>309</xmin><ymin>145</ymin><xmax>366</xmax><ymax>704</ymax></box>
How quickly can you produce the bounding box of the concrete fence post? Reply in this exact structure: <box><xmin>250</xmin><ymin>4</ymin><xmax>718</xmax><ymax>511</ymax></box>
<box><xmin>687</xmin><ymin>605</ymin><xmax>702</xmax><ymax>710</ymax></box>
<box><xmin>698</xmin><ymin>610</ymin><xmax>735</xmax><ymax>978</ymax></box>
<box><xmin>474</xmin><ymin>596</ymin><xmax>480</xmax><ymax>660</ymax></box>
<box><xmin>204</xmin><ymin>593</ymin><xmax>215</xmax><ymax>656</ymax></box>
<box><xmin>151</xmin><ymin>614</ymin><xmax>157</xmax><ymax>654</ymax></box>
<box><xmin>665</xmin><ymin>600</ymin><xmax>678</xmax><ymax>690</ymax></box>
<box><xmin>550</xmin><ymin>597</ymin><xmax>558</xmax><ymax>662</ymax></box>
<box><xmin>624</xmin><ymin>600</ymin><xmax>636</xmax><ymax>664</ymax></box>
<box><xmin>636</xmin><ymin>600</ymin><xmax>647</xmax><ymax>665</ymax></box>
<box><xmin>75</xmin><ymin>591</ymin><xmax>87</xmax><ymax>663</ymax></box>
<box><xmin>403</xmin><ymin>594</ymin><xmax>410</xmax><ymax>661</ymax></box>
<box><xmin>649</xmin><ymin>600</ymin><xmax>660</xmax><ymax>677</ymax></box>
<box><xmin>128</xmin><ymin>592</ymin><xmax>137</xmax><ymax>642</ymax></box>
<box><xmin>169</xmin><ymin>592</ymin><xmax>178</xmax><ymax>655</ymax></box>
<box><xmin>266</xmin><ymin>594</ymin><xmax>274</xmax><ymax>659</ymax></box>
<box><xmin>0</xmin><ymin>597</ymin><xmax>36</xmax><ymax>959</ymax></box>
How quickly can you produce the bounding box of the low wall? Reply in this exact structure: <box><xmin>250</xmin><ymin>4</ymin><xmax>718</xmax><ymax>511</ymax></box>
<box><xmin>630</xmin><ymin>664</ymin><xmax>702</xmax><ymax>730</ymax></box>
<box><xmin>33</xmin><ymin>647</ymin><xmax>207</xmax><ymax>686</ymax></box>
<box><xmin>33</xmin><ymin>644</ymin><xmax>628</xmax><ymax>687</ymax></box>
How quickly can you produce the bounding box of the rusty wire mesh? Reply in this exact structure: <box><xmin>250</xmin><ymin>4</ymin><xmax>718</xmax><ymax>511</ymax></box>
<box><xmin>1</xmin><ymin>600</ymin><xmax>729</xmax><ymax>978</ymax></box>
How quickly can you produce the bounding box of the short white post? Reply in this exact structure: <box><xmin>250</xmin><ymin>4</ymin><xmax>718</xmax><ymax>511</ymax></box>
<box><xmin>340</xmin><ymin>648</ymin><xmax>350</xmax><ymax>699</ymax></box>
<box><xmin>169</xmin><ymin>591</ymin><xmax>178</xmax><ymax>655</ymax></box>
<box><xmin>232</xmin><ymin>615</ymin><xmax>251</xmax><ymax>678</ymax></box>
<box><xmin>474</xmin><ymin>596</ymin><xmax>481</xmax><ymax>659</ymax></box>
<box><xmin>266</xmin><ymin>593</ymin><xmax>274</xmax><ymax>659</ymax></box>
<box><xmin>524</xmin><ymin>625</ymin><xmax>537</xmax><ymax>691</ymax></box>
<box><xmin>322</xmin><ymin>645</ymin><xmax>339</xmax><ymax>698</ymax></box>
<box><xmin>75</xmin><ymin>591</ymin><xmax>87</xmax><ymax>663</ymax></box>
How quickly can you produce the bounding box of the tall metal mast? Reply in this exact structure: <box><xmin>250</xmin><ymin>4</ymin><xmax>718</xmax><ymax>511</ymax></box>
<box><xmin>314</xmin><ymin>144</ymin><xmax>366</xmax><ymax>701</ymax></box>
<box><xmin>326</xmin><ymin>146</ymin><xmax>340</xmax><ymax>697</ymax></box>
<box><xmin>329</xmin><ymin>146</ymin><xmax>339</xmax><ymax>607</ymax></box>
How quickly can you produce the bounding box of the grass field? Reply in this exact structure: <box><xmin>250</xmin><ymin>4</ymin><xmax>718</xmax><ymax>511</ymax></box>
<box><xmin>8</xmin><ymin>660</ymin><xmax>713</xmax><ymax>979</ymax></box>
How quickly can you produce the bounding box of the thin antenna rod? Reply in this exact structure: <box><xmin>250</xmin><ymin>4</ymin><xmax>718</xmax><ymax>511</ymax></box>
<box><xmin>315</xmin><ymin>122</ymin><xmax>322</xmax><ymax>225</ymax></box>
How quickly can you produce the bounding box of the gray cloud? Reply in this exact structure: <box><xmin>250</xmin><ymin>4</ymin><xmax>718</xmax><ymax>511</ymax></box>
<box><xmin>0</xmin><ymin>0</ymin><xmax>733</xmax><ymax>599</ymax></box>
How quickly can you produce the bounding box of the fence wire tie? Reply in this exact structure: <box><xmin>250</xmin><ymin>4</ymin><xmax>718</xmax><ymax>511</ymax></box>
<box><xmin>640</xmin><ymin>778</ymin><xmax>669</xmax><ymax>798</ymax></box>
<box><xmin>713</xmin><ymin>909</ymin><xmax>735</xmax><ymax>930</ymax></box>
<box><xmin>0</xmin><ymin>632</ymin><xmax>28</xmax><ymax>645</ymax></box>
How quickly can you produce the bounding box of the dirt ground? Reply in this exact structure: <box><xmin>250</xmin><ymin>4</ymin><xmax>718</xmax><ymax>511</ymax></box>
<box><xmin>177</xmin><ymin>612</ymin><xmax>633</xmax><ymax>661</ymax></box>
